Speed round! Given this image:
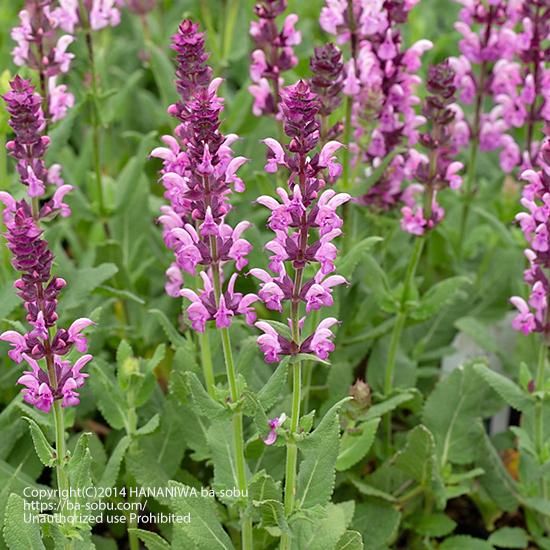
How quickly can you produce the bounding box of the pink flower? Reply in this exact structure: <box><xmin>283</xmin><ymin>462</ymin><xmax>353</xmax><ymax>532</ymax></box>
<box><xmin>250</xmin><ymin>50</ymin><xmax>268</xmax><ymax>82</ymax></box>
<box><xmin>18</xmin><ymin>375</ymin><xmax>54</xmax><ymax>413</ymax></box>
<box><xmin>264</xmin><ymin>413</ymin><xmax>287</xmax><ymax>445</ymax></box>
<box><xmin>90</xmin><ymin>0</ymin><xmax>121</xmax><ymax>30</ymax></box>
<box><xmin>304</xmin><ymin>275</ymin><xmax>347</xmax><ymax>312</ymax></box>
<box><xmin>52</xmin><ymin>185</ymin><xmax>74</xmax><ymax>217</ymax></box>
<box><xmin>255</xmin><ymin>321</ymin><xmax>282</xmax><ymax>363</ymax></box>
<box><xmin>249</xmin><ymin>78</ymin><xmax>272</xmax><ymax>117</ymax></box>
<box><xmin>445</xmin><ymin>162</ymin><xmax>463</xmax><ymax>190</ymax></box>
<box><xmin>48</xmin><ymin>78</ymin><xmax>74</xmax><ymax>122</ymax></box>
<box><xmin>343</xmin><ymin>59</ymin><xmax>360</xmax><ymax>96</ymax></box>
<box><xmin>318</xmin><ymin>141</ymin><xmax>344</xmax><ymax>181</ymax></box>
<box><xmin>214</xmin><ymin>295</ymin><xmax>234</xmax><ymax>328</ymax></box>
<box><xmin>0</xmin><ymin>330</ymin><xmax>27</xmax><ymax>363</ymax></box>
<box><xmin>281</xmin><ymin>14</ymin><xmax>301</xmax><ymax>46</ymax></box>
<box><xmin>186</xmin><ymin>300</ymin><xmax>210</xmax><ymax>333</ymax></box>
<box><xmin>165</xmin><ymin>264</ymin><xmax>183</xmax><ymax>297</ymax></box>
<box><xmin>529</xmin><ymin>281</ymin><xmax>547</xmax><ymax>315</ymax></box>
<box><xmin>53</xmin><ymin>35</ymin><xmax>75</xmax><ymax>73</ymax></box>
<box><xmin>314</xmin><ymin>230</ymin><xmax>341</xmax><ymax>274</ymax></box>
<box><xmin>308</xmin><ymin>317</ymin><xmax>339</xmax><ymax>360</ymax></box>
<box><xmin>30</xmin><ymin>312</ymin><xmax>48</xmax><ymax>340</ymax></box>
<box><xmin>510</xmin><ymin>297</ymin><xmax>536</xmax><ymax>335</ymax></box>
<box><xmin>61</xmin><ymin>377</ymin><xmax>80</xmax><ymax>407</ymax></box>
<box><xmin>263</xmin><ymin>138</ymin><xmax>286</xmax><ymax>173</ymax></box>
<box><xmin>67</xmin><ymin>318</ymin><xmax>95</xmax><ymax>352</ymax></box>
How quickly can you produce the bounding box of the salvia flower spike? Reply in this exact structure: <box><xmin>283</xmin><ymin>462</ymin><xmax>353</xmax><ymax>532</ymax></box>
<box><xmin>400</xmin><ymin>60</ymin><xmax>464</xmax><ymax>236</ymax></box>
<box><xmin>249</xmin><ymin>0</ymin><xmax>302</xmax><ymax>117</ymax></box>
<box><xmin>511</xmin><ymin>123</ymin><xmax>550</xmax><ymax>336</ymax></box>
<box><xmin>0</xmin><ymin>78</ymin><xmax>93</xmax><ymax>412</ymax></box>
<box><xmin>253</xmin><ymin>79</ymin><xmax>350</xmax><ymax>363</ymax></box>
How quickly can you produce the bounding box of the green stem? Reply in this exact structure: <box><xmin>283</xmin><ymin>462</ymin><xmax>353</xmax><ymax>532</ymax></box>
<box><xmin>458</xmin><ymin>63</ymin><xmax>486</xmax><ymax>256</ymax></box>
<box><xmin>534</xmin><ymin>341</ymin><xmax>549</xmax><ymax>532</ymax></box>
<box><xmin>53</xmin><ymin>401</ymin><xmax>74</xmax><ymax>550</ymax></box>
<box><xmin>281</xmin><ymin>362</ymin><xmax>301</xmax><ymax>550</ymax></box>
<box><xmin>199</xmin><ymin>329</ymin><xmax>216</xmax><ymax>397</ymax></box>
<box><xmin>383</xmin><ymin>236</ymin><xmax>425</xmax><ymax>452</ymax></box>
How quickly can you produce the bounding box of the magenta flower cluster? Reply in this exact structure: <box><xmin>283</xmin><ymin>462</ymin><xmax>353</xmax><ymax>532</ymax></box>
<box><xmin>449</xmin><ymin>0</ymin><xmax>549</xmax><ymax>172</ymax></box>
<box><xmin>249</xmin><ymin>0</ymin><xmax>302</xmax><ymax>117</ymax></box>
<box><xmin>511</xmin><ymin>124</ymin><xmax>550</xmax><ymax>335</ymax></box>
<box><xmin>253</xmin><ymin>80</ymin><xmax>350</xmax><ymax>363</ymax></box>
<box><xmin>152</xmin><ymin>21</ymin><xmax>258</xmax><ymax>332</ymax></box>
<box><xmin>400</xmin><ymin>61</ymin><xmax>464</xmax><ymax>235</ymax></box>
<box><xmin>0</xmin><ymin>78</ymin><xmax>93</xmax><ymax>413</ymax></box>
<box><xmin>320</xmin><ymin>0</ymin><xmax>435</xmax><ymax>209</ymax></box>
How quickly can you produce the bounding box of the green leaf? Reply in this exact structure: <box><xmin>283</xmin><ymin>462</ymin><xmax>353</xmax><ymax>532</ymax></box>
<box><xmin>128</xmin><ymin>529</ymin><xmax>170</xmax><ymax>550</ymax></box>
<box><xmin>148</xmin><ymin>42</ymin><xmax>177</xmax><ymax>109</ymax></box>
<box><xmin>337</xmin><ymin>237</ymin><xmax>383</xmax><ymax>279</ymax></box>
<box><xmin>257</xmin><ymin>358</ymin><xmax>289</xmax><ymax>410</ymax></box>
<box><xmin>89</xmin><ymin>360</ymin><xmax>128</xmax><ymax>430</ymax></box>
<box><xmin>349</xmin><ymin>477</ymin><xmax>397</xmax><ymax>502</ymax></box>
<box><xmin>455</xmin><ymin>317</ymin><xmax>498</xmax><ymax>354</ymax></box>
<box><xmin>353</xmin><ymin>499</ymin><xmax>401</xmax><ymax>550</ymax></box>
<box><xmin>150</xmin><ymin>309</ymin><xmax>187</xmax><ymax>348</ymax></box>
<box><xmin>254</xmin><ymin>499</ymin><xmax>289</xmax><ymax>534</ymax></box>
<box><xmin>440</xmin><ymin>536</ymin><xmax>493</xmax><ymax>550</ymax></box>
<box><xmin>336</xmin><ymin>418</ymin><xmax>380</xmax><ymax>471</ymax></box>
<box><xmin>68</xmin><ymin>433</ymin><xmax>93</xmax><ymax>496</ymax></box>
<box><xmin>136</xmin><ymin>414</ymin><xmax>160</xmax><ymax>436</ymax></box>
<box><xmin>473</xmin><ymin>364</ymin><xmax>533</xmax><ymax>412</ymax></box>
<box><xmin>394</xmin><ymin>425</ymin><xmax>444</xmax><ymax>507</ymax></box>
<box><xmin>296</xmin><ymin>398</ymin><xmax>350</xmax><ymax>509</ymax></box>
<box><xmin>411</xmin><ymin>276</ymin><xmax>470</xmax><ymax>321</ymax></box>
<box><xmin>423</xmin><ymin>365</ymin><xmax>488</xmax><ymax>466</ymax></box>
<box><xmin>99</xmin><ymin>435</ymin><xmax>131</xmax><ymax>489</ymax></box>
<box><xmin>473</xmin><ymin>422</ymin><xmax>518</xmax><ymax>512</ymax></box>
<box><xmin>488</xmin><ymin>527</ymin><xmax>529</xmax><ymax>549</ymax></box>
<box><xmin>261</xmin><ymin>320</ymin><xmax>293</xmax><ymax>341</ymax></box>
<box><xmin>3</xmin><ymin>493</ymin><xmax>45</xmax><ymax>550</ymax></box>
<box><xmin>412</xmin><ymin>513</ymin><xmax>456</xmax><ymax>537</ymax></box>
<box><xmin>249</xmin><ymin>471</ymin><xmax>282</xmax><ymax>503</ymax></box>
<box><xmin>336</xmin><ymin>530</ymin><xmax>364</xmax><ymax>550</ymax></box>
<box><xmin>364</xmin><ymin>392</ymin><xmax>415</xmax><ymax>421</ymax></box>
<box><xmin>62</xmin><ymin>263</ymin><xmax>119</xmax><ymax>309</ymax></box>
<box><xmin>168</xmin><ymin>481</ymin><xmax>234</xmax><ymax>549</ymax></box>
<box><xmin>206</xmin><ymin>419</ymin><xmax>245</xmax><ymax>505</ymax></box>
<box><xmin>23</xmin><ymin>417</ymin><xmax>56</xmax><ymax>467</ymax></box>
<box><xmin>185</xmin><ymin>372</ymin><xmax>228</xmax><ymax>419</ymax></box>
<box><xmin>292</xmin><ymin>502</ymin><xmax>354</xmax><ymax>549</ymax></box>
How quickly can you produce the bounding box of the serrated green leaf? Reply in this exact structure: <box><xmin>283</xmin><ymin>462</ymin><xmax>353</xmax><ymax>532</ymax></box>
<box><xmin>254</xmin><ymin>499</ymin><xmax>289</xmax><ymax>534</ymax></box>
<box><xmin>89</xmin><ymin>361</ymin><xmax>127</xmax><ymax>430</ymax></box>
<box><xmin>411</xmin><ymin>276</ymin><xmax>470</xmax><ymax>321</ymax></box>
<box><xmin>364</xmin><ymin>392</ymin><xmax>415</xmax><ymax>421</ymax></box>
<box><xmin>336</xmin><ymin>418</ymin><xmax>380</xmax><ymax>471</ymax></box>
<box><xmin>168</xmin><ymin>481</ymin><xmax>234</xmax><ymax>549</ymax></box>
<box><xmin>423</xmin><ymin>365</ymin><xmax>488</xmax><ymax>466</ymax></box>
<box><xmin>296</xmin><ymin>398</ymin><xmax>350</xmax><ymax>509</ymax></box>
<box><xmin>353</xmin><ymin>499</ymin><xmax>401</xmax><ymax>550</ymax></box>
<box><xmin>68</xmin><ymin>433</ymin><xmax>93</xmax><ymax>496</ymax></box>
<box><xmin>23</xmin><ymin>417</ymin><xmax>56</xmax><ymax>467</ymax></box>
<box><xmin>185</xmin><ymin>372</ymin><xmax>228</xmax><ymax>419</ymax></box>
<box><xmin>257</xmin><ymin>358</ymin><xmax>289</xmax><ymax>410</ymax></box>
<box><xmin>488</xmin><ymin>527</ymin><xmax>529</xmax><ymax>549</ymax></box>
<box><xmin>249</xmin><ymin>471</ymin><xmax>281</xmax><ymax>503</ymax></box>
<box><xmin>150</xmin><ymin>309</ymin><xmax>187</xmax><ymax>348</ymax></box>
<box><xmin>129</xmin><ymin>529</ymin><xmax>171</xmax><ymax>550</ymax></box>
<box><xmin>336</xmin><ymin>530</ymin><xmax>364</xmax><ymax>550</ymax></box>
<box><xmin>473</xmin><ymin>364</ymin><xmax>533</xmax><ymax>412</ymax></box>
<box><xmin>3</xmin><ymin>493</ymin><xmax>45</xmax><ymax>550</ymax></box>
<box><xmin>473</xmin><ymin>422</ymin><xmax>518</xmax><ymax>512</ymax></box>
<box><xmin>136</xmin><ymin>414</ymin><xmax>160</xmax><ymax>436</ymax></box>
<box><xmin>99</xmin><ymin>435</ymin><xmax>131</xmax><ymax>489</ymax></box>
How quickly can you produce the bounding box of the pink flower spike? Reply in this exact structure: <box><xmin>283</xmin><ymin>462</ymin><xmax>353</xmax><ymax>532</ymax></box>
<box><xmin>0</xmin><ymin>330</ymin><xmax>27</xmax><ymax>363</ymax></box>
<box><xmin>30</xmin><ymin>311</ymin><xmax>48</xmax><ymax>340</ymax></box>
<box><xmin>187</xmin><ymin>301</ymin><xmax>210</xmax><ymax>332</ymax></box>
<box><xmin>61</xmin><ymin>377</ymin><xmax>80</xmax><ymax>407</ymax></box>
<box><xmin>264</xmin><ymin>413</ymin><xmax>287</xmax><ymax>445</ymax></box>
<box><xmin>237</xmin><ymin>293</ymin><xmax>259</xmax><ymax>325</ymax></box>
<box><xmin>200</xmin><ymin>207</ymin><xmax>219</xmax><ymax>237</ymax></box>
<box><xmin>52</xmin><ymin>185</ymin><xmax>74</xmax><ymax>217</ymax></box>
<box><xmin>72</xmin><ymin>354</ymin><xmax>93</xmax><ymax>386</ymax></box>
<box><xmin>225</xmin><ymin>156</ymin><xmax>248</xmax><ymax>192</ymax></box>
<box><xmin>445</xmin><ymin>162</ymin><xmax>463</xmax><ymax>190</ymax></box>
<box><xmin>255</xmin><ymin>321</ymin><xmax>282</xmax><ymax>363</ymax></box>
<box><xmin>67</xmin><ymin>318</ymin><xmax>95</xmax><ymax>352</ymax></box>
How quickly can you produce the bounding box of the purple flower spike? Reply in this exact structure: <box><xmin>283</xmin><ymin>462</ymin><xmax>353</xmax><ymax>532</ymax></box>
<box><xmin>264</xmin><ymin>413</ymin><xmax>287</xmax><ymax>445</ymax></box>
<box><xmin>153</xmin><ymin>20</ymin><xmax>257</xmax><ymax>332</ymax></box>
<box><xmin>511</xmin><ymin>125</ymin><xmax>550</xmax><ymax>336</ymax></box>
<box><xmin>253</xmin><ymin>80</ymin><xmax>349</xmax><ymax>363</ymax></box>
<box><xmin>400</xmin><ymin>61</ymin><xmax>463</xmax><ymax>236</ymax></box>
<box><xmin>1</xmin><ymin>82</ymin><xmax>93</xmax><ymax>412</ymax></box>
<box><xmin>249</xmin><ymin>0</ymin><xmax>302</xmax><ymax>117</ymax></box>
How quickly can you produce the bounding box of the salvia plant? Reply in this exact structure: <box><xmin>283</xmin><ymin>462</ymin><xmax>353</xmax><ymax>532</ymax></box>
<box><xmin>0</xmin><ymin>1</ymin><xmax>549</xmax><ymax>549</ymax></box>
